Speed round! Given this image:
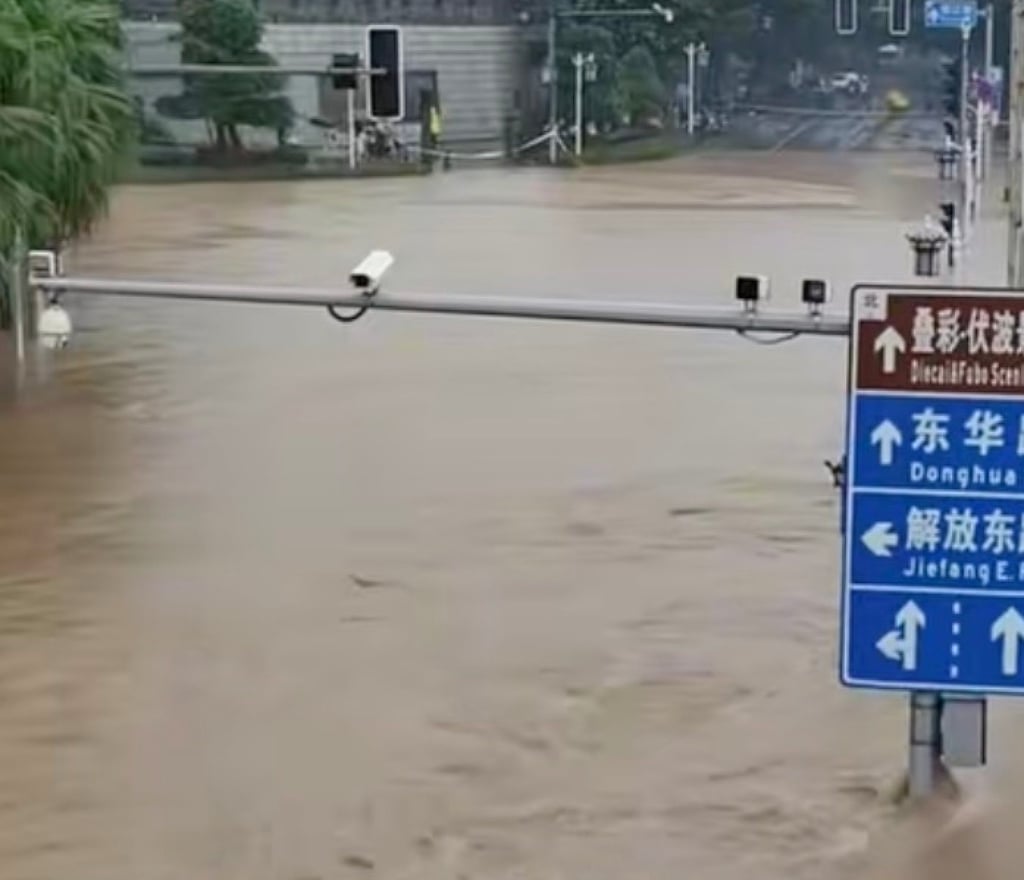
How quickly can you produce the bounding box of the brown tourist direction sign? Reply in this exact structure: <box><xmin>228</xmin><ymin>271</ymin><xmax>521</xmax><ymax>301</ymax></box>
<box><xmin>852</xmin><ymin>286</ymin><xmax>1024</xmax><ymax>395</ymax></box>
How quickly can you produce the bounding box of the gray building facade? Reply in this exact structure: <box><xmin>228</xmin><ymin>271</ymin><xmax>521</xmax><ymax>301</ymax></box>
<box><xmin>122</xmin><ymin>1</ymin><xmax>547</xmax><ymax>147</ymax></box>
<box><xmin>126</xmin><ymin>21</ymin><xmax>527</xmax><ymax>147</ymax></box>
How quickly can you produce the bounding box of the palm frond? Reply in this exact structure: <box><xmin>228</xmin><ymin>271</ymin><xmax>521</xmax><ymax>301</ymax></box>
<box><xmin>0</xmin><ymin>0</ymin><xmax>135</xmax><ymax>256</ymax></box>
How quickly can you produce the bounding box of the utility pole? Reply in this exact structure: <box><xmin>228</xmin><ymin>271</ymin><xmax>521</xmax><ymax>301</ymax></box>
<box><xmin>547</xmin><ymin>0</ymin><xmax>559</xmax><ymax>165</ymax></box>
<box><xmin>685</xmin><ymin>43</ymin><xmax>697</xmax><ymax>136</ymax></box>
<box><xmin>684</xmin><ymin>42</ymin><xmax>707</xmax><ymax>137</ymax></box>
<box><xmin>1010</xmin><ymin>0</ymin><xmax>1024</xmax><ymax>286</ymax></box>
<box><xmin>983</xmin><ymin>3</ymin><xmax>994</xmax><ymax>180</ymax></box>
<box><xmin>960</xmin><ymin>23</ymin><xmax>971</xmax><ymax>240</ymax></box>
<box><xmin>572</xmin><ymin>52</ymin><xmax>596</xmax><ymax>157</ymax></box>
<box><xmin>574</xmin><ymin>52</ymin><xmax>584</xmax><ymax>156</ymax></box>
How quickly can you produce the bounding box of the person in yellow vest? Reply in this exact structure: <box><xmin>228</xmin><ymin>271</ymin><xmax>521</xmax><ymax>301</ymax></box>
<box><xmin>428</xmin><ymin>103</ymin><xmax>442</xmax><ymax>147</ymax></box>
<box><xmin>429</xmin><ymin>103</ymin><xmax>451</xmax><ymax>170</ymax></box>
<box><xmin>419</xmin><ymin>93</ymin><xmax>441</xmax><ymax>170</ymax></box>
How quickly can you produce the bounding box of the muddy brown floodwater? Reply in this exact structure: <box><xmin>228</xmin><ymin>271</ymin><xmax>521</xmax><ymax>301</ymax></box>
<box><xmin>1</xmin><ymin>151</ymin><xmax>1023</xmax><ymax>880</ymax></box>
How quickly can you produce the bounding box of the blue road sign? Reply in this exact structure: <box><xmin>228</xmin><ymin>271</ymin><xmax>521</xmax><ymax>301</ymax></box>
<box><xmin>842</xmin><ymin>286</ymin><xmax>1024</xmax><ymax>694</ymax></box>
<box><xmin>924</xmin><ymin>0</ymin><xmax>978</xmax><ymax>29</ymax></box>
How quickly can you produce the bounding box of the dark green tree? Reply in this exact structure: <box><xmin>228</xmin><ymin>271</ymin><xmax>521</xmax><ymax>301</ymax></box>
<box><xmin>557</xmin><ymin>23</ymin><xmax>622</xmax><ymax>130</ymax></box>
<box><xmin>618</xmin><ymin>45</ymin><xmax>668</xmax><ymax>124</ymax></box>
<box><xmin>566</xmin><ymin>0</ymin><xmax>757</xmax><ymax>83</ymax></box>
<box><xmin>157</xmin><ymin>0</ymin><xmax>294</xmax><ymax>152</ymax></box>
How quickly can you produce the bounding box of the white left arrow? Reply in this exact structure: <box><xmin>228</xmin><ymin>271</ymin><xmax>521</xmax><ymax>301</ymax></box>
<box><xmin>862</xmin><ymin>521</ymin><xmax>899</xmax><ymax>557</ymax></box>
<box><xmin>870</xmin><ymin>419</ymin><xmax>903</xmax><ymax>466</ymax></box>
<box><xmin>873</xmin><ymin>326</ymin><xmax>906</xmax><ymax>375</ymax></box>
<box><xmin>991</xmin><ymin>607</ymin><xmax>1024</xmax><ymax>676</ymax></box>
<box><xmin>876</xmin><ymin>601</ymin><xmax>926</xmax><ymax>671</ymax></box>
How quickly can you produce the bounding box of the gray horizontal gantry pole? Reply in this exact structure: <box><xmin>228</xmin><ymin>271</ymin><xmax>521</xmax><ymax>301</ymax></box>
<box><xmin>32</xmin><ymin>276</ymin><xmax>850</xmax><ymax>336</ymax></box>
<box><xmin>127</xmin><ymin>64</ymin><xmax>387</xmax><ymax>77</ymax></box>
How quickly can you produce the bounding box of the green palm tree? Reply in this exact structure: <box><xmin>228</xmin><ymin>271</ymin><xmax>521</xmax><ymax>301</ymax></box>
<box><xmin>0</xmin><ymin>0</ymin><xmax>135</xmax><ymax>262</ymax></box>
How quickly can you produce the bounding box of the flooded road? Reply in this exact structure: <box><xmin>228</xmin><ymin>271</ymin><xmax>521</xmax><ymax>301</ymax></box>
<box><xmin>1</xmin><ymin>151</ymin><xmax>1021</xmax><ymax>879</ymax></box>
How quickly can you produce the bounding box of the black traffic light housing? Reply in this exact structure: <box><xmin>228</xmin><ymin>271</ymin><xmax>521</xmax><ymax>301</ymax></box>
<box><xmin>367</xmin><ymin>26</ymin><xmax>403</xmax><ymax>119</ymax></box>
<box><xmin>939</xmin><ymin>202</ymin><xmax>956</xmax><ymax>245</ymax></box>
<box><xmin>938</xmin><ymin>201</ymin><xmax>956</xmax><ymax>268</ymax></box>
<box><xmin>331</xmin><ymin>52</ymin><xmax>359</xmax><ymax>90</ymax></box>
<box><xmin>801</xmin><ymin>278</ymin><xmax>830</xmax><ymax>307</ymax></box>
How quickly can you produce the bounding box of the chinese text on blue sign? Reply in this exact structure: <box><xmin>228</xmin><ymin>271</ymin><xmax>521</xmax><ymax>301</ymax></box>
<box><xmin>924</xmin><ymin>0</ymin><xmax>978</xmax><ymax>29</ymax></box>
<box><xmin>842</xmin><ymin>286</ymin><xmax>1024</xmax><ymax>694</ymax></box>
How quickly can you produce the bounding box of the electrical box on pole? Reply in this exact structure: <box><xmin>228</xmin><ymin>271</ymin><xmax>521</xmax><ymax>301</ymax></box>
<box><xmin>366</xmin><ymin>26</ymin><xmax>403</xmax><ymax>120</ymax></box>
<box><xmin>331</xmin><ymin>52</ymin><xmax>359</xmax><ymax>90</ymax></box>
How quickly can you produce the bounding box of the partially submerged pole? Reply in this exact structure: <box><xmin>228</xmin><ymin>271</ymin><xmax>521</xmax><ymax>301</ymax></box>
<box><xmin>9</xmin><ymin>231</ymin><xmax>27</xmax><ymax>366</ymax></box>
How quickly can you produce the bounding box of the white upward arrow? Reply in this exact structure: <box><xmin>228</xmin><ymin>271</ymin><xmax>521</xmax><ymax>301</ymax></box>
<box><xmin>873</xmin><ymin>326</ymin><xmax>906</xmax><ymax>375</ymax></box>
<box><xmin>991</xmin><ymin>607</ymin><xmax>1024</xmax><ymax>676</ymax></box>
<box><xmin>862</xmin><ymin>521</ymin><xmax>899</xmax><ymax>557</ymax></box>
<box><xmin>870</xmin><ymin>420</ymin><xmax>903</xmax><ymax>466</ymax></box>
<box><xmin>876</xmin><ymin>601</ymin><xmax>926</xmax><ymax>671</ymax></box>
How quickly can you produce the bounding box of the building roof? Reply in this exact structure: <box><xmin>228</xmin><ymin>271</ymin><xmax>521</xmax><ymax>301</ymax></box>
<box><xmin>121</xmin><ymin>0</ymin><xmax>532</xmax><ymax>26</ymax></box>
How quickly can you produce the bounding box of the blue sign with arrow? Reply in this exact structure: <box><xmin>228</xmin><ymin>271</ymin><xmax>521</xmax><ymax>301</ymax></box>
<box><xmin>842</xmin><ymin>286</ymin><xmax>1024</xmax><ymax>694</ymax></box>
<box><xmin>924</xmin><ymin>0</ymin><xmax>978</xmax><ymax>29</ymax></box>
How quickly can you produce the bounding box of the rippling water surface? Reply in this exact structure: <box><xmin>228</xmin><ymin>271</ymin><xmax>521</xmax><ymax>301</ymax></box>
<box><xmin>1</xmin><ymin>151</ymin><xmax>1021</xmax><ymax>879</ymax></box>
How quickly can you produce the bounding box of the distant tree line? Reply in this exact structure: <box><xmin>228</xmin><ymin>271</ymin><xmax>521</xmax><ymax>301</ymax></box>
<box><xmin>555</xmin><ymin>0</ymin><xmax>1012</xmax><ymax>126</ymax></box>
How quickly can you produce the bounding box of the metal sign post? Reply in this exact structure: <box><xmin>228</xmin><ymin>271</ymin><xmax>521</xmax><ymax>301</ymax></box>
<box><xmin>1010</xmin><ymin>1</ymin><xmax>1024</xmax><ymax>287</ymax></box>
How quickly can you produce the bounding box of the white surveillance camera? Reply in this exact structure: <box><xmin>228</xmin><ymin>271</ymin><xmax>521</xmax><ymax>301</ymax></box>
<box><xmin>38</xmin><ymin>299</ymin><xmax>73</xmax><ymax>349</ymax></box>
<box><xmin>735</xmin><ymin>275</ymin><xmax>769</xmax><ymax>310</ymax></box>
<box><xmin>349</xmin><ymin>250</ymin><xmax>394</xmax><ymax>293</ymax></box>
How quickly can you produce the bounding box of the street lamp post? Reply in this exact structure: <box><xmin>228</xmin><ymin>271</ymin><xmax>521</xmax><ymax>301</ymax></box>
<box><xmin>573</xmin><ymin>52</ymin><xmax>598</xmax><ymax>156</ymax></box>
<box><xmin>684</xmin><ymin>41</ymin><xmax>708</xmax><ymax>137</ymax></box>
<box><xmin>547</xmin><ymin>2</ymin><xmax>675</xmax><ymax>164</ymax></box>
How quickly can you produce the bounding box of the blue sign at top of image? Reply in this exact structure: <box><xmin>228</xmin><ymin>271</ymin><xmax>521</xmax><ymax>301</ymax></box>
<box><xmin>924</xmin><ymin>0</ymin><xmax>978</xmax><ymax>28</ymax></box>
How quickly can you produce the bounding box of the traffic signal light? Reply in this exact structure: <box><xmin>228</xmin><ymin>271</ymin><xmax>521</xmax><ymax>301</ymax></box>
<box><xmin>941</xmin><ymin>55</ymin><xmax>962</xmax><ymax>120</ymax></box>
<box><xmin>331</xmin><ymin>52</ymin><xmax>359</xmax><ymax>90</ymax></box>
<box><xmin>835</xmin><ymin>0</ymin><xmax>857</xmax><ymax>35</ymax></box>
<box><xmin>939</xmin><ymin>201</ymin><xmax>956</xmax><ymax>237</ymax></box>
<box><xmin>367</xmin><ymin>26</ymin><xmax>403</xmax><ymax>119</ymax></box>
<box><xmin>888</xmin><ymin>0</ymin><xmax>909</xmax><ymax>35</ymax></box>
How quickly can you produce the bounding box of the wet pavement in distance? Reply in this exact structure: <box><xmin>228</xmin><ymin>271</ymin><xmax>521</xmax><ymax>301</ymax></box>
<box><xmin>1</xmin><ymin>151</ymin><xmax>1022</xmax><ymax>879</ymax></box>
